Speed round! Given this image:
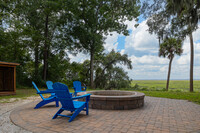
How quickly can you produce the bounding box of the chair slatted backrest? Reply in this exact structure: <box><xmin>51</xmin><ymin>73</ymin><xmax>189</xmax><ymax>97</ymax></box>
<box><xmin>53</xmin><ymin>82</ymin><xmax>75</xmax><ymax>110</ymax></box>
<box><xmin>46</xmin><ymin>81</ymin><xmax>53</xmax><ymax>89</ymax></box>
<box><xmin>32</xmin><ymin>81</ymin><xmax>44</xmax><ymax>100</ymax></box>
<box><xmin>46</xmin><ymin>81</ymin><xmax>55</xmax><ymax>96</ymax></box>
<box><xmin>73</xmin><ymin>81</ymin><xmax>82</xmax><ymax>92</ymax></box>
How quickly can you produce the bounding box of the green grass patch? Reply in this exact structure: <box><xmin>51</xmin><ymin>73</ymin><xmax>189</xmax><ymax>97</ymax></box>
<box><xmin>0</xmin><ymin>87</ymin><xmax>90</xmax><ymax>103</ymax></box>
<box><xmin>0</xmin><ymin>88</ymin><xmax>43</xmax><ymax>103</ymax></box>
<box><xmin>0</xmin><ymin>86</ymin><xmax>95</xmax><ymax>103</ymax></box>
<box><xmin>131</xmin><ymin>80</ymin><xmax>200</xmax><ymax>92</ymax></box>
<box><xmin>0</xmin><ymin>82</ymin><xmax>200</xmax><ymax>105</ymax></box>
<box><xmin>0</xmin><ymin>88</ymin><xmax>38</xmax><ymax>101</ymax></box>
<box><xmin>139</xmin><ymin>90</ymin><xmax>200</xmax><ymax>104</ymax></box>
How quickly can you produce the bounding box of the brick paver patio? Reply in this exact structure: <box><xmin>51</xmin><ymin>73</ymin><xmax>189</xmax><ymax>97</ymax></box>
<box><xmin>10</xmin><ymin>96</ymin><xmax>200</xmax><ymax>133</ymax></box>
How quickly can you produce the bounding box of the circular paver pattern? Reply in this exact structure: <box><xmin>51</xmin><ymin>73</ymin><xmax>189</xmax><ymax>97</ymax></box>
<box><xmin>10</xmin><ymin>96</ymin><xmax>200</xmax><ymax>133</ymax></box>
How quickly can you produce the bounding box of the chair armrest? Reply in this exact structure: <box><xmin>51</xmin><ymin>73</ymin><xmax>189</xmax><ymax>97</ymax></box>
<box><xmin>72</xmin><ymin>94</ymin><xmax>90</xmax><ymax>100</ymax></box>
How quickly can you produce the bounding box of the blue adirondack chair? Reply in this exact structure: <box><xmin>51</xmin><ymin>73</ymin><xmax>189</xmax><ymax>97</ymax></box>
<box><xmin>32</xmin><ymin>81</ymin><xmax>59</xmax><ymax>109</ymax></box>
<box><xmin>46</xmin><ymin>81</ymin><xmax>56</xmax><ymax>96</ymax></box>
<box><xmin>52</xmin><ymin>82</ymin><xmax>90</xmax><ymax>122</ymax></box>
<box><xmin>73</xmin><ymin>81</ymin><xmax>87</xmax><ymax>96</ymax></box>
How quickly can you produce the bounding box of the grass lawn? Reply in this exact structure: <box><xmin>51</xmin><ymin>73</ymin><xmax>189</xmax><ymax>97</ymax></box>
<box><xmin>131</xmin><ymin>80</ymin><xmax>200</xmax><ymax>92</ymax></box>
<box><xmin>0</xmin><ymin>88</ymin><xmax>43</xmax><ymax>102</ymax></box>
<box><xmin>0</xmin><ymin>80</ymin><xmax>200</xmax><ymax>104</ymax></box>
<box><xmin>0</xmin><ymin>88</ymin><xmax>76</xmax><ymax>102</ymax></box>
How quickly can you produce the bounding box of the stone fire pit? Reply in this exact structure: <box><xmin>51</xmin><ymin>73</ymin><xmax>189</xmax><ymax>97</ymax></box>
<box><xmin>78</xmin><ymin>90</ymin><xmax>145</xmax><ymax>110</ymax></box>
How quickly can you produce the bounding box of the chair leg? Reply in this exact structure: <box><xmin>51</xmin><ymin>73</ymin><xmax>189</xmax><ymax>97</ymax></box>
<box><xmin>86</xmin><ymin>103</ymin><xmax>89</xmax><ymax>115</ymax></box>
<box><xmin>56</xmin><ymin>100</ymin><xmax>59</xmax><ymax>107</ymax></box>
<box><xmin>69</xmin><ymin>105</ymin><xmax>85</xmax><ymax>122</ymax></box>
<box><xmin>52</xmin><ymin>108</ymin><xmax>64</xmax><ymax>119</ymax></box>
<box><xmin>34</xmin><ymin>100</ymin><xmax>48</xmax><ymax>109</ymax></box>
<box><xmin>73</xmin><ymin>92</ymin><xmax>77</xmax><ymax>97</ymax></box>
<box><xmin>34</xmin><ymin>98</ymin><xmax>58</xmax><ymax>109</ymax></box>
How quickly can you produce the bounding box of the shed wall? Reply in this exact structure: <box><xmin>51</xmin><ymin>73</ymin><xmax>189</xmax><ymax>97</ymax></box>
<box><xmin>0</xmin><ymin>67</ymin><xmax>14</xmax><ymax>92</ymax></box>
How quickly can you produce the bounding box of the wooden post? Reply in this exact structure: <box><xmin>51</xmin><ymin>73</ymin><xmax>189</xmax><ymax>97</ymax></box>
<box><xmin>14</xmin><ymin>66</ymin><xmax>16</xmax><ymax>94</ymax></box>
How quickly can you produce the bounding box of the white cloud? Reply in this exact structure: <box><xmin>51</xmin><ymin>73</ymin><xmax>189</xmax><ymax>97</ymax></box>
<box><xmin>121</xmin><ymin>21</ymin><xmax>200</xmax><ymax>80</ymax></box>
<box><xmin>68</xmin><ymin>52</ymin><xmax>89</xmax><ymax>63</ymax></box>
<box><xmin>124</xmin><ymin>20</ymin><xmax>159</xmax><ymax>56</ymax></box>
<box><xmin>103</xmin><ymin>32</ymin><xmax>119</xmax><ymax>53</ymax></box>
<box><xmin>193</xmin><ymin>27</ymin><xmax>200</xmax><ymax>42</ymax></box>
<box><xmin>194</xmin><ymin>42</ymin><xmax>200</xmax><ymax>56</ymax></box>
<box><xmin>129</xmin><ymin>55</ymin><xmax>168</xmax><ymax>65</ymax></box>
<box><xmin>177</xmin><ymin>54</ymin><xmax>190</xmax><ymax>65</ymax></box>
<box><xmin>160</xmin><ymin>66</ymin><xmax>168</xmax><ymax>72</ymax></box>
<box><xmin>124</xmin><ymin>19</ymin><xmax>137</xmax><ymax>30</ymax></box>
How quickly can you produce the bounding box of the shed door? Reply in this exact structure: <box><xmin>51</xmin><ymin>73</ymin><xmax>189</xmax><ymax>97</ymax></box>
<box><xmin>4</xmin><ymin>67</ymin><xmax>14</xmax><ymax>91</ymax></box>
<box><xmin>0</xmin><ymin>67</ymin><xmax>14</xmax><ymax>92</ymax></box>
<box><xmin>0</xmin><ymin>68</ymin><xmax>4</xmax><ymax>91</ymax></box>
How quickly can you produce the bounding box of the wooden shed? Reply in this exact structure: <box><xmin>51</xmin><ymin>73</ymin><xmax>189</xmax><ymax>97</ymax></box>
<box><xmin>0</xmin><ymin>61</ymin><xmax>20</xmax><ymax>96</ymax></box>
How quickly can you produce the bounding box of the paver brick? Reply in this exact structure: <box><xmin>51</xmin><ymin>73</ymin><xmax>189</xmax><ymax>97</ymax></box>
<box><xmin>10</xmin><ymin>96</ymin><xmax>200</xmax><ymax>133</ymax></box>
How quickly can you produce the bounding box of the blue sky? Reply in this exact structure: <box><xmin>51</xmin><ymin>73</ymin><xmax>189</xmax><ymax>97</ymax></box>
<box><xmin>69</xmin><ymin>18</ymin><xmax>200</xmax><ymax>80</ymax></box>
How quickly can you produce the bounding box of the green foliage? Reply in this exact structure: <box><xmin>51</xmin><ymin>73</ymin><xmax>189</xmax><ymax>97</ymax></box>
<box><xmin>142</xmin><ymin>0</ymin><xmax>199</xmax><ymax>39</ymax></box>
<box><xmin>47</xmin><ymin>53</ymin><xmax>70</xmax><ymax>82</ymax></box>
<box><xmin>66</xmin><ymin>0</ymin><xmax>140</xmax><ymax>88</ymax></box>
<box><xmin>159</xmin><ymin>38</ymin><xmax>183</xmax><ymax>59</ymax></box>
<box><xmin>61</xmin><ymin>50</ymin><xmax>133</xmax><ymax>90</ymax></box>
<box><xmin>64</xmin><ymin>62</ymin><xmax>85</xmax><ymax>87</ymax></box>
<box><xmin>132</xmin><ymin>83</ymin><xmax>140</xmax><ymax>90</ymax></box>
<box><xmin>94</xmin><ymin>50</ymin><xmax>132</xmax><ymax>89</ymax></box>
<box><xmin>0</xmin><ymin>0</ymin><xmax>138</xmax><ymax>89</ymax></box>
<box><xmin>0</xmin><ymin>0</ymin><xmax>76</xmax><ymax>87</ymax></box>
<box><xmin>167</xmin><ymin>0</ymin><xmax>200</xmax><ymax>32</ymax></box>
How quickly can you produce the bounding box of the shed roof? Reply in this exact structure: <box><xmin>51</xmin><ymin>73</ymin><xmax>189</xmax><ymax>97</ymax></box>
<box><xmin>0</xmin><ymin>61</ymin><xmax>20</xmax><ymax>67</ymax></box>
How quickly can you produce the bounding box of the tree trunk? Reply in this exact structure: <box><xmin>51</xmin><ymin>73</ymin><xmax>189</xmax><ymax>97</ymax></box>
<box><xmin>189</xmin><ymin>33</ymin><xmax>194</xmax><ymax>92</ymax></box>
<box><xmin>166</xmin><ymin>57</ymin><xmax>173</xmax><ymax>91</ymax></box>
<box><xmin>43</xmin><ymin>15</ymin><xmax>49</xmax><ymax>81</ymax></box>
<box><xmin>90</xmin><ymin>49</ymin><xmax>94</xmax><ymax>89</ymax></box>
<box><xmin>34</xmin><ymin>43</ymin><xmax>39</xmax><ymax>79</ymax></box>
<box><xmin>14</xmin><ymin>42</ymin><xmax>17</xmax><ymax>61</ymax></box>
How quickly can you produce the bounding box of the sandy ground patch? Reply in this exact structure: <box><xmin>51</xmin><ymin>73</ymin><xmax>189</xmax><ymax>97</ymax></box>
<box><xmin>0</xmin><ymin>96</ymin><xmax>40</xmax><ymax>133</ymax></box>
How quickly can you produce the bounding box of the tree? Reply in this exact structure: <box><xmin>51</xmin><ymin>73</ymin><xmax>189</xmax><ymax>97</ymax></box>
<box><xmin>166</xmin><ymin>0</ymin><xmax>200</xmax><ymax>92</ymax></box>
<box><xmin>48</xmin><ymin>52</ymin><xmax>70</xmax><ymax>82</ymax></box>
<box><xmin>15</xmin><ymin>0</ymin><xmax>44</xmax><ymax>82</ymax></box>
<box><xmin>65</xmin><ymin>0</ymin><xmax>140</xmax><ymax>89</ymax></box>
<box><xmin>0</xmin><ymin>0</ymin><xmax>33</xmax><ymax>86</ymax></box>
<box><xmin>159</xmin><ymin>38</ymin><xmax>183</xmax><ymax>91</ymax></box>
<box><xmin>167</xmin><ymin>0</ymin><xmax>200</xmax><ymax>27</ymax></box>
<box><xmin>14</xmin><ymin>0</ymin><xmax>70</xmax><ymax>82</ymax></box>
<box><xmin>142</xmin><ymin>0</ymin><xmax>199</xmax><ymax>92</ymax></box>
<box><xmin>62</xmin><ymin>50</ymin><xmax>132</xmax><ymax>90</ymax></box>
<box><xmin>1</xmin><ymin>0</ymin><xmax>135</xmax><ymax>89</ymax></box>
<box><xmin>0</xmin><ymin>0</ymin><xmax>76</xmax><ymax>86</ymax></box>
<box><xmin>94</xmin><ymin>50</ymin><xmax>132</xmax><ymax>89</ymax></box>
